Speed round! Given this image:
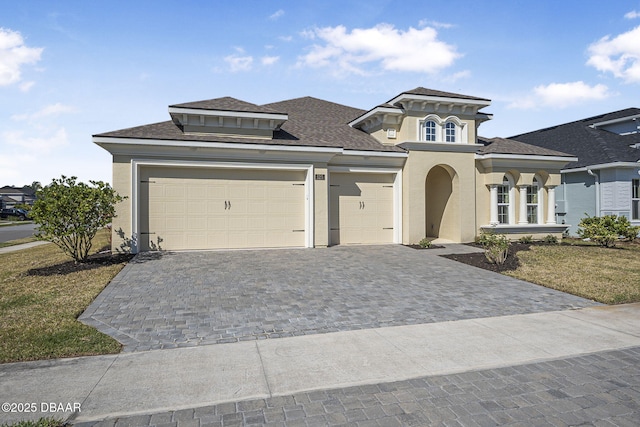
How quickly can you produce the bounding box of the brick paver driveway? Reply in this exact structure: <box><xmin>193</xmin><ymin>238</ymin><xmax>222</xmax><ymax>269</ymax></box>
<box><xmin>80</xmin><ymin>245</ymin><xmax>598</xmax><ymax>352</ymax></box>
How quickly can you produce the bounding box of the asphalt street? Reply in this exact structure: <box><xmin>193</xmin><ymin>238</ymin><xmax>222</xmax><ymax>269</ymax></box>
<box><xmin>0</xmin><ymin>222</ymin><xmax>37</xmax><ymax>242</ymax></box>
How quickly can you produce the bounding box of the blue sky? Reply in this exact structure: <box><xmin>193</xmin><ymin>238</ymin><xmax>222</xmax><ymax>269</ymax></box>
<box><xmin>2</xmin><ymin>0</ymin><xmax>640</xmax><ymax>186</ymax></box>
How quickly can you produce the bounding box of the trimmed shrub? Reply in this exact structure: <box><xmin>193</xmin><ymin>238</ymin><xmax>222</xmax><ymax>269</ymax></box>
<box><xmin>578</xmin><ymin>214</ymin><xmax>640</xmax><ymax>247</ymax></box>
<box><xmin>543</xmin><ymin>234</ymin><xmax>558</xmax><ymax>244</ymax></box>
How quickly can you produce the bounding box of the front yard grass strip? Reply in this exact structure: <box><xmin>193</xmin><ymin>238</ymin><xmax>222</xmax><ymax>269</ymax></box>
<box><xmin>0</xmin><ymin>236</ymin><xmax>38</xmax><ymax>249</ymax></box>
<box><xmin>504</xmin><ymin>242</ymin><xmax>640</xmax><ymax>304</ymax></box>
<box><xmin>0</xmin><ymin>229</ymin><xmax>126</xmax><ymax>363</ymax></box>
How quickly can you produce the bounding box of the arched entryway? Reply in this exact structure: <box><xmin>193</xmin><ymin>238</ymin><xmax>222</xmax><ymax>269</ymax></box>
<box><xmin>425</xmin><ymin>165</ymin><xmax>459</xmax><ymax>241</ymax></box>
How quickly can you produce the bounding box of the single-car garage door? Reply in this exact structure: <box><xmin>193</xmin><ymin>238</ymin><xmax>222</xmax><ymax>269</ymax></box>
<box><xmin>329</xmin><ymin>172</ymin><xmax>394</xmax><ymax>245</ymax></box>
<box><xmin>139</xmin><ymin>167</ymin><xmax>306</xmax><ymax>251</ymax></box>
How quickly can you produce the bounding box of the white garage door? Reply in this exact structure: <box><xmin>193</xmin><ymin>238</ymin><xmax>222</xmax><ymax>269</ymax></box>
<box><xmin>329</xmin><ymin>172</ymin><xmax>394</xmax><ymax>245</ymax></box>
<box><xmin>139</xmin><ymin>167</ymin><xmax>306</xmax><ymax>251</ymax></box>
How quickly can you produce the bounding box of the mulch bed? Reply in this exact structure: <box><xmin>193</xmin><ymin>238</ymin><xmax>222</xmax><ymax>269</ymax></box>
<box><xmin>442</xmin><ymin>243</ymin><xmax>532</xmax><ymax>273</ymax></box>
<box><xmin>405</xmin><ymin>244</ymin><xmax>446</xmax><ymax>250</ymax></box>
<box><xmin>26</xmin><ymin>251</ymin><xmax>134</xmax><ymax>276</ymax></box>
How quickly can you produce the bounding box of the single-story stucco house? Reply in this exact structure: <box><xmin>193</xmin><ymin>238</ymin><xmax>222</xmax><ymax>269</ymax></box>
<box><xmin>511</xmin><ymin>108</ymin><xmax>640</xmax><ymax>235</ymax></box>
<box><xmin>94</xmin><ymin>87</ymin><xmax>576</xmax><ymax>253</ymax></box>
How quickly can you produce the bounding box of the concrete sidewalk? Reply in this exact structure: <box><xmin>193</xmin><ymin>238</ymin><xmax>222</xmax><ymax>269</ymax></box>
<box><xmin>1</xmin><ymin>303</ymin><xmax>639</xmax><ymax>424</ymax></box>
<box><xmin>0</xmin><ymin>240</ymin><xmax>49</xmax><ymax>254</ymax></box>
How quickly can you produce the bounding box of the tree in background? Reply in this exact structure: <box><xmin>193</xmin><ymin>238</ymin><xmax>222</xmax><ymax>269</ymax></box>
<box><xmin>30</xmin><ymin>176</ymin><xmax>124</xmax><ymax>263</ymax></box>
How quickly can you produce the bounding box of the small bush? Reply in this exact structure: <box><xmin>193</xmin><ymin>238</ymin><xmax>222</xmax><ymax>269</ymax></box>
<box><xmin>418</xmin><ymin>237</ymin><xmax>432</xmax><ymax>248</ymax></box>
<box><xmin>518</xmin><ymin>235</ymin><xmax>533</xmax><ymax>244</ymax></box>
<box><xmin>1</xmin><ymin>418</ymin><xmax>67</xmax><ymax>427</ymax></box>
<box><xmin>578</xmin><ymin>214</ymin><xmax>640</xmax><ymax>247</ymax></box>
<box><xmin>543</xmin><ymin>234</ymin><xmax>558</xmax><ymax>244</ymax></box>
<box><xmin>615</xmin><ymin>216</ymin><xmax>640</xmax><ymax>241</ymax></box>
<box><xmin>478</xmin><ymin>231</ymin><xmax>510</xmax><ymax>265</ymax></box>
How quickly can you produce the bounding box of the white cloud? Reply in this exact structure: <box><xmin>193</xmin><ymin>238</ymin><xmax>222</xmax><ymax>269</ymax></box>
<box><xmin>624</xmin><ymin>10</ymin><xmax>640</xmax><ymax>19</ymax></box>
<box><xmin>509</xmin><ymin>81</ymin><xmax>610</xmax><ymax>109</ymax></box>
<box><xmin>279</xmin><ymin>35</ymin><xmax>293</xmax><ymax>42</ymax></box>
<box><xmin>261</xmin><ymin>56</ymin><xmax>279</xmax><ymax>66</ymax></box>
<box><xmin>224</xmin><ymin>54</ymin><xmax>253</xmax><ymax>72</ymax></box>
<box><xmin>587</xmin><ymin>25</ymin><xmax>640</xmax><ymax>83</ymax></box>
<box><xmin>19</xmin><ymin>81</ymin><xmax>35</xmax><ymax>92</ymax></box>
<box><xmin>442</xmin><ymin>70</ymin><xmax>471</xmax><ymax>83</ymax></box>
<box><xmin>0</xmin><ymin>27</ymin><xmax>44</xmax><ymax>86</ymax></box>
<box><xmin>11</xmin><ymin>103</ymin><xmax>75</xmax><ymax>121</ymax></box>
<box><xmin>418</xmin><ymin>19</ymin><xmax>454</xmax><ymax>29</ymax></box>
<box><xmin>3</xmin><ymin>127</ymin><xmax>69</xmax><ymax>152</ymax></box>
<box><xmin>269</xmin><ymin>9</ymin><xmax>284</xmax><ymax>20</ymax></box>
<box><xmin>297</xmin><ymin>23</ymin><xmax>460</xmax><ymax>76</ymax></box>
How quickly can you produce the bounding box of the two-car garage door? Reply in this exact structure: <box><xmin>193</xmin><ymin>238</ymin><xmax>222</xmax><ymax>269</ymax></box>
<box><xmin>139</xmin><ymin>167</ymin><xmax>306</xmax><ymax>251</ymax></box>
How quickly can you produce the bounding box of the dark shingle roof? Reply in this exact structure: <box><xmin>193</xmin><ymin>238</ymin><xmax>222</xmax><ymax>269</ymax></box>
<box><xmin>96</xmin><ymin>96</ymin><xmax>405</xmax><ymax>153</ymax></box>
<box><xmin>510</xmin><ymin>108</ymin><xmax>640</xmax><ymax>169</ymax></box>
<box><xmin>478</xmin><ymin>137</ymin><xmax>573</xmax><ymax>157</ymax></box>
<box><xmin>169</xmin><ymin>97</ymin><xmax>284</xmax><ymax>114</ymax></box>
<box><xmin>264</xmin><ymin>97</ymin><xmax>404</xmax><ymax>152</ymax></box>
<box><xmin>400</xmin><ymin>87</ymin><xmax>491</xmax><ymax>102</ymax></box>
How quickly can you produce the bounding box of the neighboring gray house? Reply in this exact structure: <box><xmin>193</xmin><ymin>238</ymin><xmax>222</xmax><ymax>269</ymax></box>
<box><xmin>0</xmin><ymin>186</ymin><xmax>36</xmax><ymax>208</ymax></box>
<box><xmin>512</xmin><ymin>108</ymin><xmax>640</xmax><ymax>235</ymax></box>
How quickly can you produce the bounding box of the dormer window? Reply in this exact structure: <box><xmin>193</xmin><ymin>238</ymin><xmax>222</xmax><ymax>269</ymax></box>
<box><xmin>424</xmin><ymin>120</ymin><xmax>436</xmax><ymax>141</ymax></box>
<box><xmin>419</xmin><ymin>115</ymin><xmax>467</xmax><ymax>144</ymax></box>
<box><xmin>445</xmin><ymin>122</ymin><xmax>456</xmax><ymax>142</ymax></box>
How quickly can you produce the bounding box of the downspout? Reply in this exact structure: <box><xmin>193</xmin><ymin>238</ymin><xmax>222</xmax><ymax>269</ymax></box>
<box><xmin>587</xmin><ymin>169</ymin><xmax>600</xmax><ymax>216</ymax></box>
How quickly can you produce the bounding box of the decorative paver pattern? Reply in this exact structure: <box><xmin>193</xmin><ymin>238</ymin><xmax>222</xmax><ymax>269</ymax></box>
<box><xmin>80</xmin><ymin>245</ymin><xmax>599</xmax><ymax>352</ymax></box>
<box><xmin>74</xmin><ymin>346</ymin><xmax>640</xmax><ymax>427</ymax></box>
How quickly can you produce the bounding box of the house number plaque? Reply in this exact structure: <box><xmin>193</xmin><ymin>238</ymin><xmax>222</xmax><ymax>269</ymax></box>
<box><xmin>315</xmin><ymin>174</ymin><xmax>326</xmax><ymax>180</ymax></box>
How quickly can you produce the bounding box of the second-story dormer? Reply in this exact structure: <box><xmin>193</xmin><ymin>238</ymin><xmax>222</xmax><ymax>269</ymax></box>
<box><xmin>349</xmin><ymin>87</ymin><xmax>492</xmax><ymax>146</ymax></box>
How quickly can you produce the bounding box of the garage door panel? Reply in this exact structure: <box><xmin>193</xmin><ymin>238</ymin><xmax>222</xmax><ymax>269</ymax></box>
<box><xmin>330</xmin><ymin>172</ymin><xmax>394</xmax><ymax>246</ymax></box>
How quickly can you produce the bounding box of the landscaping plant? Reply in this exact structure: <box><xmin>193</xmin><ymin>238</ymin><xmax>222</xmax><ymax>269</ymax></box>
<box><xmin>578</xmin><ymin>214</ymin><xmax>640</xmax><ymax>247</ymax></box>
<box><xmin>418</xmin><ymin>237</ymin><xmax>432</xmax><ymax>248</ymax></box>
<box><xmin>30</xmin><ymin>176</ymin><xmax>124</xmax><ymax>263</ymax></box>
<box><xmin>477</xmin><ymin>231</ymin><xmax>510</xmax><ymax>265</ymax></box>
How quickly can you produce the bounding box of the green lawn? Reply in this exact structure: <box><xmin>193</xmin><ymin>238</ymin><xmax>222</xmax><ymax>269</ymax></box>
<box><xmin>505</xmin><ymin>240</ymin><xmax>640</xmax><ymax>304</ymax></box>
<box><xmin>0</xmin><ymin>229</ymin><xmax>126</xmax><ymax>363</ymax></box>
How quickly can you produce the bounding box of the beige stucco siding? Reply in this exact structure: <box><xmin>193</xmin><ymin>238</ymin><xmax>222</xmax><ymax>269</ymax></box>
<box><xmin>313</xmin><ymin>166</ymin><xmax>329</xmax><ymax>247</ymax></box>
<box><xmin>402</xmin><ymin>150</ymin><xmax>477</xmax><ymax>244</ymax></box>
<box><xmin>111</xmin><ymin>156</ymin><xmax>132</xmax><ymax>252</ymax></box>
<box><xmin>371</xmin><ymin>113</ymin><xmax>478</xmax><ymax>146</ymax></box>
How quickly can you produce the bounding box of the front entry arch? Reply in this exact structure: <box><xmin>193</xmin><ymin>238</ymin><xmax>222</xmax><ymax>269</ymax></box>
<box><xmin>425</xmin><ymin>165</ymin><xmax>459</xmax><ymax>241</ymax></box>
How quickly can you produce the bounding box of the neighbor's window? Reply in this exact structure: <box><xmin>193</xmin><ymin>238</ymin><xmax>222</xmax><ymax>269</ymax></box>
<box><xmin>424</xmin><ymin>120</ymin><xmax>436</xmax><ymax>141</ymax></box>
<box><xmin>633</xmin><ymin>179</ymin><xmax>640</xmax><ymax>220</ymax></box>
<box><xmin>497</xmin><ymin>177</ymin><xmax>510</xmax><ymax>224</ymax></box>
<box><xmin>527</xmin><ymin>178</ymin><xmax>539</xmax><ymax>224</ymax></box>
<box><xmin>445</xmin><ymin>122</ymin><xmax>456</xmax><ymax>142</ymax></box>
